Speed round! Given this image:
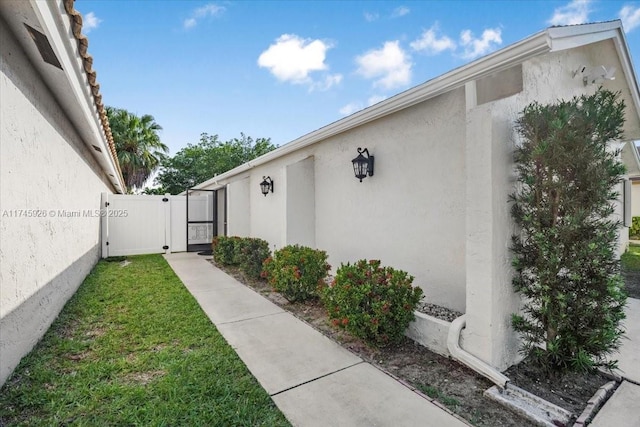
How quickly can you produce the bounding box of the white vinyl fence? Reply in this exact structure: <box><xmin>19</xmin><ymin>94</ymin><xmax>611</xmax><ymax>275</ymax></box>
<box><xmin>100</xmin><ymin>193</ymin><xmax>187</xmax><ymax>257</ymax></box>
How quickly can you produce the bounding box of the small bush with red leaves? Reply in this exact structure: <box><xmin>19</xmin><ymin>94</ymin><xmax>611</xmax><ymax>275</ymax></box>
<box><xmin>237</xmin><ymin>237</ymin><xmax>271</xmax><ymax>280</ymax></box>
<box><xmin>321</xmin><ymin>259</ymin><xmax>423</xmax><ymax>346</ymax></box>
<box><xmin>262</xmin><ymin>245</ymin><xmax>330</xmax><ymax>302</ymax></box>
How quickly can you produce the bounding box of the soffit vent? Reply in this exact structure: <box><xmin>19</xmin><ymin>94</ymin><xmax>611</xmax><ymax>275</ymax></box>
<box><xmin>23</xmin><ymin>23</ymin><xmax>63</xmax><ymax>70</ymax></box>
<box><xmin>92</xmin><ymin>145</ymin><xmax>102</xmax><ymax>152</ymax></box>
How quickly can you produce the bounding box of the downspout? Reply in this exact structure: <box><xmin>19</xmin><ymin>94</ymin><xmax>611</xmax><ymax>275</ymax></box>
<box><xmin>447</xmin><ymin>315</ymin><xmax>510</xmax><ymax>388</ymax></box>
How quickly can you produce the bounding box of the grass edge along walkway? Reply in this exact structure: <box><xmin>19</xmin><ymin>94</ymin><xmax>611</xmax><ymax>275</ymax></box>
<box><xmin>0</xmin><ymin>254</ymin><xmax>290</xmax><ymax>426</ymax></box>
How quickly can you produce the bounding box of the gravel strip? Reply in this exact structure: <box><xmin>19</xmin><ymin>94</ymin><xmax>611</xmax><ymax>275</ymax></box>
<box><xmin>416</xmin><ymin>301</ymin><xmax>463</xmax><ymax>323</ymax></box>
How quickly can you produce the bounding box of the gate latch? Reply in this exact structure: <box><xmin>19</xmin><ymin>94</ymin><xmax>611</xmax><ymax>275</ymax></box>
<box><xmin>163</xmin><ymin>245</ymin><xmax>169</xmax><ymax>250</ymax></box>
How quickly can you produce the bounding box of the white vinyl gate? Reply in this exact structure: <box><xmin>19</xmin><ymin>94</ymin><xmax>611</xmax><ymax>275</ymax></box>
<box><xmin>100</xmin><ymin>193</ymin><xmax>187</xmax><ymax>257</ymax></box>
<box><xmin>101</xmin><ymin>193</ymin><xmax>187</xmax><ymax>258</ymax></box>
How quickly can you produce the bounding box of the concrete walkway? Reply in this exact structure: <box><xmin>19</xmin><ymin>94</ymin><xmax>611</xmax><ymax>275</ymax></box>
<box><xmin>164</xmin><ymin>252</ymin><xmax>468</xmax><ymax>427</ymax></box>
<box><xmin>591</xmin><ymin>297</ymin><xmax>640</xmax><ymax>427</ymax></box>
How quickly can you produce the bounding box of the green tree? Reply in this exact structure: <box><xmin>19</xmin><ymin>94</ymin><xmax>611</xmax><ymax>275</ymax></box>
<box><xmin>106</xmin><ymin>107</ymin><xmax>168</xmax><ymax>190</ymax></box>
<box><xmin>510</xmin><ymin>89</ymin><xmax>627</xmax><ymax>373</ymax></box>
<box><xmin>155</xmin><ymin>133</ymin><xmax>276</xmax><ymax>194</ymax></box>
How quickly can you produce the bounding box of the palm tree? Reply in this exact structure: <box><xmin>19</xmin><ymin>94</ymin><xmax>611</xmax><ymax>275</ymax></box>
<box><xmin>106</xmin><ymin>106</ymin><xmax>169</xmax><ymax>190</ymax></box>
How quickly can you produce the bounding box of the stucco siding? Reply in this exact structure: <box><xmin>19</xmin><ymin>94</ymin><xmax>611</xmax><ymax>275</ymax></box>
<box><xmin>215</xmin><ymin>90</ymin><xmax>467</xmax><ymax>311</ymax></box>
<box><xmin>462</xmin><ymin>41</ymin><xmax>635</xmax><ymax>369</ymax></box>
<box><xmin>226</xmin><ymin>178</ymin><xmax>250</xmax><ymax>236</ymax></box>
<box><xmin>633</xmin><ymin>182</ymin><xmax>640</xmax><ymax>217</ymax></box>
<box><xmin>285</xmin><ymin>157</ymin><xmax>316</xmax><ymax>247</ymax></box>
<box><xmin>0</xmin><ymin>20</ymin><xmax>111</xmax><ymax>386</ymax></box>
<box><xmin>314</xmin><ymin>89</ymin><xmax>467</xmax><ymax>311</ymax></box>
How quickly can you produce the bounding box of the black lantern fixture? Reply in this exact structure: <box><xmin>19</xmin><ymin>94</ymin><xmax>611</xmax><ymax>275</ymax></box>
<box><xmin>352</xmin><ymin>147</ymin><xmax>374</xmax><ymax>182</ymax></box>
<box><xmin>260</xmin><ymin>176</ymin><xmax>274</xmax><ymax>196</ymax></box>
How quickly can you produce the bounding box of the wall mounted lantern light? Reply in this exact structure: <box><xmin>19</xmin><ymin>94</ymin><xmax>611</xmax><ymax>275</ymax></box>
<box><xmin>260</xmin><ymin>176</ymin><xmax>274</xmax><ymax>196</ymax></box>
<box><xmin>352</xmin><ymin>147</ymin><xmax>374</xmax><ymax>182</ymax></box>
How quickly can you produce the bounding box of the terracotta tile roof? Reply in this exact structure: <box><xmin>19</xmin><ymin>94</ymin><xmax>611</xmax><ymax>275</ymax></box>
<box><xmin>62</xmin><ymin>0</ymin><xmax>125</xmax><ymax>190</ymax></box>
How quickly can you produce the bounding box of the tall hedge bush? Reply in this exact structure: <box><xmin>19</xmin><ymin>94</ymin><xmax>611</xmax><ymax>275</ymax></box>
<box><xmin>510</xmin><ymin>89</ymin><xmax>627</xmax><ymax>372</ymax></box>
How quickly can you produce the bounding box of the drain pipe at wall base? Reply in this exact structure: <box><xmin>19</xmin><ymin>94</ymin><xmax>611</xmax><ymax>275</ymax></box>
<box><xmin>447</xmin><ymin>315</ymin><xmax>510</xmax><ymax>389</ymax></box>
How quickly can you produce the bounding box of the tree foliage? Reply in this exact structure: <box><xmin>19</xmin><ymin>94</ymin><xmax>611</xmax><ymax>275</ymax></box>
<box><xmin>106</xmin><ymin>107</ymin><xmax>168</xmax><ymax>191</ymax></box>
<box><xmin>510</xmin><ymin>89</ymin><xmax>627</xmax><ymax>373</ymax></box>
<box><xmin>155</xmin><ymin>133</ymin><xmax>276</xmax><ymax>194</ymax></box>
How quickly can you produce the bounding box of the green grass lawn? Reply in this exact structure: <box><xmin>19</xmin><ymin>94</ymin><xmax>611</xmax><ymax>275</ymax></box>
<box><xmin>0</xmin><ymin>255</ymin><xmax>290</xmax><ymax>426</ymax></box>
<box><xmin>621</xmin><ymin>244</ymin><xmax>640</xmax><ymax>271</ymax></box>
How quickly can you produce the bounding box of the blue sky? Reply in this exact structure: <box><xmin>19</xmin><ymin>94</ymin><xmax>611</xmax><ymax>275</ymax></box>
<box><xmin>76</xmin><ymin>0</ymin><xmax>640</xmax><ymax>156</ymax></box>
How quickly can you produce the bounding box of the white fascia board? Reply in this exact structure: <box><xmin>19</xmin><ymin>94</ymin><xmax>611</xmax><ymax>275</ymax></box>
<box><xmin>612</xmin><ymin>29</ymin><xmax>640</xmax><ymax>124</ymax></box>
<box><xmin>30</xmin><ymin>0</ymin><xmax>125</xmax><ymax>192</ymax></box>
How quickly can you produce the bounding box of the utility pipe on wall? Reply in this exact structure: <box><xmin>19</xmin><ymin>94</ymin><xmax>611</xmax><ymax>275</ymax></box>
<box><xmin>447</xmin><ymin>315</ymin><xmax>510</xmax><ymax>388</ymax></box>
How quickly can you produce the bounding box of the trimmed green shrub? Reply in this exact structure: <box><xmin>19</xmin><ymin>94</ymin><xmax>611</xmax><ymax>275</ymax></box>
<box><xmin>321</xmin><ymin>259</ymin><xmax>423</xmax><ymax>347</ymax></box>
<box><xmin>238</xmin><ymin>238</ymin><xmax>271</xmax><ymax>280</ymax></box>
<box><xmin>629</xmin><ymin>217</ymin><xmax>640</xmax><ymax>239</ymax></box>
<box><xmin>213</xmin><ymin>236</ymin><xmax>241</xmax><ymax>266</ymax></box>
<box><xmin>262</xmin><ymin>245</ymin><xmax>330</xmax><ymax>302</ymax></box>
<box><xmin>511</xmin><ymin>89</ymin><xmax>627</xmax><ymax>372</ymax></box>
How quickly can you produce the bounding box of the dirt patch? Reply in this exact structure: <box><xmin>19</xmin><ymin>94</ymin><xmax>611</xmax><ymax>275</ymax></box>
<box><xmin>121</xmin><ymin>370</ymin><xmax>166</xmax><ymax>386</ymax></box>
<box><xmin>505</xmin><ymin>359</ymin><xmax>614</xmax><ymax>416</ymax></box>
<box><xmin>213</xmin><ymin>261</ymin><xmax>615</xmax><ymax>426</ymax></box>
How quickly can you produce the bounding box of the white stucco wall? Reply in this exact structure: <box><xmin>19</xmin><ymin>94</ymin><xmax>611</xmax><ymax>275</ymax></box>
<box><xmin>250</xmin><ymin>168</ymin><xmax>286</xmax><ymax>249</ymax></box>
<box><xmin>216</xmin><ymin>89</ymin><xmax>468</xmax><ymax>311</ymax></box>
<box><xmin>285</xmin><ymin>156</ymin><xmax>316</xmax><ymax>247</ymax></box>
<box><xmin>201</xmin><ymin>35</ymin><xmax>640</xmax><ymax>371</ymax></box>
<box><xmin>633</xmin><ymin>182</ymin><xmax>640</xmax><ymax>217</ymax></box>
<box><xmin>462</xmin><ymin>39</ymin><xmax>639</xmax><ymax>370</ymax></box>
<box><xmin>0</xmin><ymin>20</ymin><xmax>113</xmax><ymax>386</ymax></box>
<box><xmin>226</xmin><ymin>178</ymin><xmax>250</xmax><ymax>236</ymax></box>
<box><xmin>314</xmin><ymin>90</ymin><xmax>467</xmax><ymax>311</ymax></box>
<box><xmin>216</xmin><ymin>187</ymin><xmax>226</xmax><ymax>236</ymax></box>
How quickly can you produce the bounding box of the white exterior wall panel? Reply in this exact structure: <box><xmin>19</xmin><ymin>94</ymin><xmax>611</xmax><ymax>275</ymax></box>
<box><xmin>314</xmin><ymin>89</ymin><xmax>467</xmax><ymax>311</ymax></box>
<box><xmin>462</xmin><ymin>40</ymin><xmax>637</xmax><ymax>369</ymax></box>
<box><xmin>226</xmin><ymin>178</ymin><xmax>250</xmax><ymax>236</ymax></box>
<box><xmin>0</xmin><ymin>17</ymin><xmax>112</xmax><ymax>386</ymax></box>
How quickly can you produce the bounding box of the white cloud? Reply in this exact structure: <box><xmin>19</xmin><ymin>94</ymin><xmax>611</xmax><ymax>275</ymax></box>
<box><xmin>183</xmin><ymin>3</ymin><xmax>225</xmax><ymax>29</ymax></box>
<box><xmin>364</xmin><ymin>12</ymin><xmax>379</xmax><ymax>22</ymax></box>
<box><xmin>410</xmin><ymin>24</ymin><xmax>456</xmax><ymax>55</ymax></box>
<box><xmin>355</xmin><ymin>41</ymin><xmax>412</xmax><ymax>89</ymax></box>
<box><xmin>459</xmin><ymin>28</ymin><xmax>502</xmax><ymax>60</ymax></box>
<box><xmin>620</xmin><ymin>5</ymin><xmax>640</xmax><ymax>32</ymax></box>
<box><xmin>309</xmin><ymin>73</ymin><xmax>343</xmax><ymax>92</ymax></box>
<box><xmin>548</xmin><ymin>0</ymin><xmax>591</xmax><ymax>26</ymax></box>
<box><xmin>83</xmin><ymin>12</ymin><xmax>101</xmax><ymax>34</ymax></box>
<box><xmin>368</xmin><ymin>95</ymin><xmax>387</xmax><ymax>106</ymax></box>
<box><xmin>258</xmin><ymin>34</ymin><xmax>333</xmax><ymax>85</ymax></box>
<box><xmin>391</xmin><ymin>6</ymin><xmax>410</xmax><ymax>18</ymax></box>
<box><xmin>340</xmin><ymin>102</ymin><xmax>363</xmax><ymax>115</ymax></box>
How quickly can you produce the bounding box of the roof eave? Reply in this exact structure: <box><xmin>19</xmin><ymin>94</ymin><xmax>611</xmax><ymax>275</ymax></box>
<box><xmin>31</xmin><ymin>0</ymin><xmax>126</xmax><ymax>193</ymax></box>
